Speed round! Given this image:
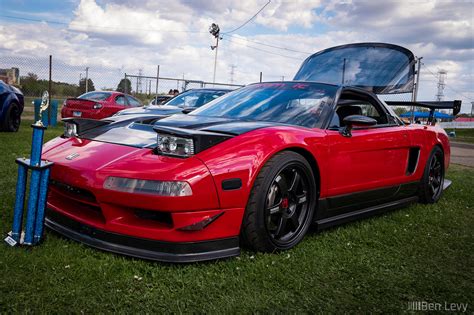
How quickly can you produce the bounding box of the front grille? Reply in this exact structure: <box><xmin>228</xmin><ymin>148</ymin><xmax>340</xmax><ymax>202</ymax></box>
<box><xmin>49</xmin><ymin>180</ymin><xmax>98</xmax><ymax>206</ymax></box>
<box><xmin>48</xmin><ymin>180</ymin><xmax>105</xmax><ymax>224</ymax></box>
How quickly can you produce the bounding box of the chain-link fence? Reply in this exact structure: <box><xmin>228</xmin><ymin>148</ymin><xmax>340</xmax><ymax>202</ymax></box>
<box><xmin>123</xmin><ymin>73</ymin><xmax>243</xmax><ymax>97</ymax></box>
<box><xmin>0</xmin><ymin>54</ymin><xmax>244</xmax><ymax>119</ymax></box>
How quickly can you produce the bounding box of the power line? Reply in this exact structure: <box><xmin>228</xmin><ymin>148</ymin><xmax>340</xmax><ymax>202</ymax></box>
<box><xmin>226</xmin><ymin>34</ymin><xmax>313</xmax><ymax>55</ymax></box>
<box><xmin>222</xmin><ymin>0</ymin><xmax>271</xmax><ymax>34</ymax></box>
<box><xmin>0</xmin><ymin>14</ymin><xmax>206</xmax><ymax>34</ymax></box>
<box><xmin>221</xmin><ymin>37</ymin><xmax>302</xmax><ymax>60</ymax></box>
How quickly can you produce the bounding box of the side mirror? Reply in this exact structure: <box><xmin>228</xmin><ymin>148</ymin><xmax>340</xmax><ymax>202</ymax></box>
<box><xmin>181</xmin><ymin>107</ymin><xmax>195</xmax><ymax>114</ymax></box>
<box><xmin>339</xmin><ymin>115</ymin><xmax>377</xmax><ymax>137</ymax></box>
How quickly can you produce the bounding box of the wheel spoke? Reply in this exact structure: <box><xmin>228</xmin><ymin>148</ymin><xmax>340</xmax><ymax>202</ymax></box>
<box><xmin>274</xmin><ymin>217</ymin><xmax>287</xmax><ymax>238</ymax></box>
<box><xmin>288</xmin><ymin>170</ymin><xmax>301</xmax><ymax>193</ymax></box>
<box><xmin>268</xmin><ymin>203</ymin><xmax>281</xmax><ymax>215</ymax></box>
<box><xmin>296</xmin><ymin>193</ymin><xmax>307</xmax><ymax>205</ymax></box>
<box><xmin>274</xmin><ymin>175</ymin><xmax>288</xmax><ymax>197</ymax></box>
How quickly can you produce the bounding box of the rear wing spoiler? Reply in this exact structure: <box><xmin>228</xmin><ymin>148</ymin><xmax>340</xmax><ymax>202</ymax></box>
<box><xmin>386</xmin><ymin>100</ymin><xmax>462</xmax><ymax>116</ymax></box>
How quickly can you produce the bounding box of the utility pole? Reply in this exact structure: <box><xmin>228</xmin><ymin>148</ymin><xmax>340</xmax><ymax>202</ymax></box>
<box><xmin>209</xmin><ymin>23</ymin><xmax>221</xmax><ymax>84</ymax></box>
<box><xmin>471</xmin><ymin>101</ymin><xmax>474</xmax><ymax>121</ymax></box>
<box><xmin>436</xmin><ymin>69</ymin><xmax>447</xmax><ymax>101</ymax></box>
<box><xmin>229</xmin><ymin>64</ymin><xmax>236</xmax><ymax>84</ymax></box>
<box><xmin>85</xmin><ymin>67</ymin><xmax>89</xmax><ymax>93</ymax></box>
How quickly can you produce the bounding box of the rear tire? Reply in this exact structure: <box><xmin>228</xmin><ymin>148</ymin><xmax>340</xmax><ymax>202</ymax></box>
<box><xmin>2</xmin><ymin>102</ymin><xmax>21</xmax><ymax>132</ymax></box>
<box><xmin>241</xmin><ymin>151</ymin><xmax>317</xmax><ymax>252</ymax></box>
<box><xmin>419</xmin><ymin>146</ymin><xmax>444</xmax><ymax>204</ymax></box>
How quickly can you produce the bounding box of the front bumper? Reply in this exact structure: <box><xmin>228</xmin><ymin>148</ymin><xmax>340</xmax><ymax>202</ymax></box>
<box><xmin>45</xmin><ymin>210</ymin><xmax>240</xmax><ymax>263</ymax></box>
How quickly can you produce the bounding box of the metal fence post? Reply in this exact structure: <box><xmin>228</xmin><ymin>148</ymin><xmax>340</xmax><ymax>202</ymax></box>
<box><xmin>259</xmin><ymin>72</ymin><xmax>262</xmax><ymax>83</ymax></box>
<box><xmin>155</xmin><ymin>65</ymin><xmax>160</xmax><ymax>103</ymax></box>
<box><xmin>124</xmin><ymin>73</ymin><xmax>127</xmax><ymax>94</ymax></box>
<box><xmin>48</xmin><ymin>55</ymin><xmax>52</xmax><ymax>126</ymax></box>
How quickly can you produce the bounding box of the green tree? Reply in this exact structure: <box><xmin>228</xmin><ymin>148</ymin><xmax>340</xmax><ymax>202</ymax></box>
<box><xmin>78</xmin><ymin>78</ymin><xmax>95</xmax><ymax>95</ymax></box>
<box><xmin>394</xmin><ymin>107</ymin><xmax>408</xmax><ymax>116</ymax></box>
<box><xmin>116</xmin><ymin>78</ymin><xmax>132</xmax><ymax>93</ymax></box>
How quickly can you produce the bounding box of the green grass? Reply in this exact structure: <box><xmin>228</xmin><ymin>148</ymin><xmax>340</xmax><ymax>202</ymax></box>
<box><xmin>446</xmin><ymin>128</ymin><xmax>474</xmax><ymax>144</ymax></box>
<box><xmin>0</xmin><ymin>121</ymin><xmax>473</xmax><ymax>313</ymax></box>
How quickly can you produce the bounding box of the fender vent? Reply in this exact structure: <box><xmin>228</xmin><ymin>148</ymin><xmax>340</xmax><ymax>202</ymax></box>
<box><xmin>406</xmin><ymin>147</ymin><xmax>420</xmax><ymax>175</ymax></box>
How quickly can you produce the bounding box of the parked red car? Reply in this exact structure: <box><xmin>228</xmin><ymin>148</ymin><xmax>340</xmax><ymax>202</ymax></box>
<box><xmin>61</xmin><ymin>91</ymin><xmax>142</xmax><ymax>120</ymax></box>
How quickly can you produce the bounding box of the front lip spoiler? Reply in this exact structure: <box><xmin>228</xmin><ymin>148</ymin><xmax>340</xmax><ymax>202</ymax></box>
<box><xmin>45</xmin><ymin>210</ymin><xmax>240</xmax><ymax>263</ymax></box>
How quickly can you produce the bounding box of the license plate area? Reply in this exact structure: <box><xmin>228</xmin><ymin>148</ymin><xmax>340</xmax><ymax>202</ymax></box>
<box><xmin>73</xmin><ymin>111</ymin><xmax>82</xmax><ymax>117</ymax></box>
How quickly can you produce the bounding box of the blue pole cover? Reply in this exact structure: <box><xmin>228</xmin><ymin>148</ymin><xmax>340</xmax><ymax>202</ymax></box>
<box><xmin>11</xmin><ymin>163</ymin><xmax>28</xmax><ymax>242</ymax></box>
<box><xmin>23</xmin><ymin>169</ymin><xmax>41</xmax><ymax>245</ymax></box>
<box><xmin>33</xmin><ymin>168</ymin><xmax>51</xmax><ymax>244</ymax></box>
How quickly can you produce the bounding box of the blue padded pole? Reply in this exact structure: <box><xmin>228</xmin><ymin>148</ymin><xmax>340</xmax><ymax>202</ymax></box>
<box><xmin>11</xmin><ymin>164</ymin><xmax>28</xmax><ymax>242</ymax></box>
<box><xmin>33</xmin><ymin>167</ymin><xmax>51</xmax><ymax>244</ymax></box>
<box><xmin>30</xmin><ymin>126</ymin><xmax>44</xmax><ymax>166</ymax></box>
<box><xmin>23</xmin><ymin>169</ymin><xmax>41</xmax><ymax>245</ymax></box>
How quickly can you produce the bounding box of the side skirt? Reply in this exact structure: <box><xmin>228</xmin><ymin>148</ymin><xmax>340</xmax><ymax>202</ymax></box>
<box><xmin>315</xmin><ymin>196</ymin><xmax>419</xmax><ymax>230</ymax></box>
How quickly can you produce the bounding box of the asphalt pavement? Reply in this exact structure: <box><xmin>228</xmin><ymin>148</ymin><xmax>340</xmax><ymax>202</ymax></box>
<box><xmin>450</xmin><ymin>141</ymin><xmax>474</xmax><ymax>168</ymax></box>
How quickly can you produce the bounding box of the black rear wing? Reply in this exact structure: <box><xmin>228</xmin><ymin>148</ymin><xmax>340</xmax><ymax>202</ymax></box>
<box><xmin>386</xmin><ymin>100</ymin><xmax>462</xmax><ymax>116</ymax></box>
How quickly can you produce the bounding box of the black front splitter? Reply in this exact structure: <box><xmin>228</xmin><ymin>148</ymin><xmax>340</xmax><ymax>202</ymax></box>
<box><xmin>45</xmin><ymin>210</ymin><xmax>240</xmax><ymax>263</ymax></box>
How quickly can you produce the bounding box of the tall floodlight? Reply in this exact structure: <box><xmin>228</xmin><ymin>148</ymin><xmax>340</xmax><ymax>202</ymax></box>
<box><xmin>436</xmin><ymin>69</ymin><xmax>447</xmax><ymax>101</ymax></box>
<box><xmin>209</xmin><ymin>23</ymin><xmax>221</xmax><ymax>84</ymax></box>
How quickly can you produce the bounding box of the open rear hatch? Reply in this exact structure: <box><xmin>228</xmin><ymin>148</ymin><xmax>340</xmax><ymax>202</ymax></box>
<box><xmin>293</xmin><ymin>43</ymin><xmax>416</xmax><ymax>94</ymax></box>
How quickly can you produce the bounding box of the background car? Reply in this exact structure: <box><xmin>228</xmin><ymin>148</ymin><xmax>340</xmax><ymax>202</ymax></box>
<box><xmin>61</xmin><ymin>91</ymin><xmax>142</xmax><ymax>120</ymax></box>
<box><xmin>115</xmin><ymin>88</ymin><xmax>231</xmax><ymax>116</ymax></box>
<box><xmin>148</xmin><ymin>95</ymin><xmax>173</xmax><ymax>106</ymax></box>
<box><xmin>0</xmin><ymin>80</ymin><xmax>24</xmax><ymax>132</ymax></box>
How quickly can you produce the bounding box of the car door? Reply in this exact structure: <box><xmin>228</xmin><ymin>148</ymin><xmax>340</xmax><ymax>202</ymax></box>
<box><xmin>126</xmin><ymin>96</ymin><xmax>142</xmax><ymax>107</ymax></box>
<box><xmin>324</xmin><ymin>89</ymin><xmax>410</xmax><ymax>198</ymax></box>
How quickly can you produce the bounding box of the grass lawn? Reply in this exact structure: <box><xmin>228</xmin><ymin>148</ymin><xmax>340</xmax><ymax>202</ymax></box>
<box><xmin>0</xmin><ymin>121</ymin><xmax>473</xmax><ymax>313</ymax></box>
<box><xmin>445</xmin><ymin>128</ymin><xmax>474</xmax><ymax>144</ymax></box>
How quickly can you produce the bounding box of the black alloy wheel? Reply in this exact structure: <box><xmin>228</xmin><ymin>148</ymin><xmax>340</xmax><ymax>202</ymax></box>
<box><xmin>241</xmin><ymin>151</ymin><xmax>316</xmax><ymax>252</ymax></box>
<box><xmin>265</xmin><ymin>166</ymin><xmax>310</xmax><ymax>246</ymax></box>
<box><xmin>419</xmin><ymin>146</ymin><xmax>444</xmax><ymax>203</ymax></box>
<box><xmin>3</xmin><ymin>102</ymin><xmax>21</xmax><ymax>132</ymax></box>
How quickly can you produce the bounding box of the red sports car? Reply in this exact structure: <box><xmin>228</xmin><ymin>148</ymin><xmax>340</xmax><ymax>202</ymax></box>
<box><xmin>61</xmin><ymin>91</ymin><xmax>142</xmax><ymax>120</ymax></box>
<box><xmin>42</xmin><ymin>43</ymin><xmax>460</xmax><ymax>262</ymax></box>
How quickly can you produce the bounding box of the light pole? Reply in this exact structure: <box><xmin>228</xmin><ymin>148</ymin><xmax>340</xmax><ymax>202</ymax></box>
<box><xmin>471</xmin><ymin>101</ymin><xmax>474</xmax><ymax>121</ymax></box>
<box><xmin>209</xmin><ymin>23</ymin><xmax>221</xmax><ymax>84</ymax></box>
<box><xmin>85</xmin><ymin>67</ymin><xmax>89</xmax><ymax>93</ymax></box>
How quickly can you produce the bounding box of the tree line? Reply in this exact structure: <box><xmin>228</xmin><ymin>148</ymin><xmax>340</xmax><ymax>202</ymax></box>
<box><xmin>18</xmin><ymin>72</ymin><xmax>133</xmax><ymax>97</ymax></box>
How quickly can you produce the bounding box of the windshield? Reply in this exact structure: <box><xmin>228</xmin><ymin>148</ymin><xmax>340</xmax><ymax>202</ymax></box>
<box><xmin>78</xmin><ymin>92</ymin><xmax>112</xmax><ymax>101</ymax></box>
<box><xmin>190</xmin><ymin>82</ymin><xmax>336</xmax><ymax>128</ymax></box>
<box><xmin>166</xmin><ymin>90</ymin><xmax>227</xmax><ymax>108</ymax></box>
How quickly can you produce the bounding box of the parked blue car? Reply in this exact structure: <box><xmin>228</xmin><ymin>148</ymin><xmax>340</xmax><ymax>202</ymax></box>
<box><xmin>0</xmin><ymin>80</ymin><xmax>24</xmax><ymax>132</ymax></box>
<box><xmin>115</xmin><ymin>88</ymin><xmax>232</xmax><ymax>117</ymax></box>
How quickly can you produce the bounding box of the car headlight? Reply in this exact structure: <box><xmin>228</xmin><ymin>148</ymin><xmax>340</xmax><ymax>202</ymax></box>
<box><xmin>156</xmin><ymin>133</ymin><xmax>194</xmax><ymax>157</ymax></box>
<box><xmin>103</xmin><ymin>176</ymin><xmax>192</xmax><ymax>196</ymax></box>
<box><xmin>63</xmin><ymin>122</ymin><xmax>77</xmax><ymax>137</ymax></box>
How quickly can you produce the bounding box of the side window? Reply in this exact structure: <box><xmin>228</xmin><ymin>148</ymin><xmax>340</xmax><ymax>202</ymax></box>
<box><xmin>115</xmin><ymin>95</ymin><xmax>126</xmax><ymax>105</ymax></box>
<box><xmin>126</xmin><ymin>96</ymin><xmax>142</xmax><ymax>107</ymax></box>
<box><xmin>331</xmin><ymin>94</ymin><xmax>389</xmax><ymax>128</ymax></box>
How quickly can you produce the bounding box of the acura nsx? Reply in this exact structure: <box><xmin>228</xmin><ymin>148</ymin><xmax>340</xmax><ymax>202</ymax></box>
<box><xmin>41</xmin><ymin>43</ymin><xmax>460</xmax><ymax>262</ymax></box>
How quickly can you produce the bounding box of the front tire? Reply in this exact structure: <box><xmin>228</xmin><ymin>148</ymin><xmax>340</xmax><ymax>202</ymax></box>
<box><xmin>241</xmin><ymin>151</ymin><xmax>317</xmax><ymax>252</ymax></box>
<box><xmin>419</xmin><ymin>146</ymin><xmax>444</xmax><ymax>204</ymax></box>
<box><xmin>2</xmin><ymin>102</ymin><xmax>21</xmax><ymax>132</ymax></box>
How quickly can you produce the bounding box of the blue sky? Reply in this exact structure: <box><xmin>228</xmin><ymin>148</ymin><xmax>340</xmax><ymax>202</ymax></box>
<box><xmin>0</xmin><ymin>0</ymin><xmax>472</xmax><ymax>112</ymax></box>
